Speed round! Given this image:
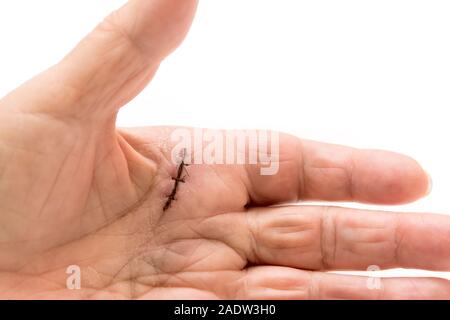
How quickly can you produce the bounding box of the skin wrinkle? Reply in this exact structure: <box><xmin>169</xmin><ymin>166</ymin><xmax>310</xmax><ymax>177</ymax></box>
<box><xmin>119</xmin><ymin>142</ymin><xmax>156</xmax><ymax>197</ymax></box>
<box><xmin>93</xmin><ymin>144</ymin><xmax>117</xmax><ymax>170</ymax></box>
<box><xmin>24</xmin><ymin>75</ymin><xmax>96</xmax><ymax>121</ymax></box>
<box><xmin>2</xmin><ymin>273</ymin><xmax>63</xmax><ymax>297</ymax></box>
<box><xmin>116</xmin><ymin>141</ymin><xmax>189</xmax><ymax>222</ymax></box>
<box><xmin>162</xmin><ymin>237</ymin><xmax>241</xmax><ymax>272</ymax></box>
<box><xmin>0</xmin><ymin>143</ymin><xmax>10</xmax><ymax>182</ymax></box>
<box><xmin>262</xmin><ymin>229</ymin><xmax>316</xmax><ymax>250</ymax></box>
<box><xmin>161</xmin><ymin>239</ymin><xmax>204</xmax><ymax>270</ymax></box>
<box><xmin>299</xmin><ymin>144</ymin><xmax>367</xmax><ymax>202</ymax></box>
<box><xmin>0</xmin><ymin>220</ymin><xmax>59</xmax><ymax>248</ymax></box>
<box><xmin>59</xmin><ymin>139</ymin><xmax>94</xmax><ymax>222</ymax></box>
<box><xmin>101</xmin><ymin>59</ymin><xmax>154</xmax><ymax>109</ymax></box>
<box><xmin>91</xmin><ymin>246</ymin><xmax>147</xmax><ymax>292</ymax></box>
<box><xmin>332</xmin><ymin>210</ymin><xmax>338</xmax><ymax>268</ymax></box>
<box><xmin>216</xmin><ymin>271</ymin><xmax>245</xmax><ymax>300</ymax></box>
<box><xmin>22</xmin><ymin>95</ymin><xmax>86</xmax><ymax>124</ymax></box>
<box><xmin>299</xmin><ymin>139</ymin><xmax>307</xmax><ymax>201</ymax></box>
<box><xmin>35</xmin><ymin>144</ymin><xmax>75</xmax><ymax>220</ymax></box>
<box><xmin>246</xmin><ymin>211</ymin><xmax>262</xmax><ymax>265</ymax></box>
<box><xmin>75</xmin><ymin>147</ymin><xmax>96</xmax><ymax>232</ymax></box>
<box><xmin>341</xmin><ymin>213</ymin><xmax>397</xmax><ymax>264</ymax></box>
<box><xmin>394</xmin><ymin>212</ymin><xmax>407</xmax><ymax>267</ymax></box>
<box><xmin>113</xmin><ymin>64</ymin><xmax>159</xmax><ymax>110</ymax></box>
<box><xmin>94</xmin><ymin>177</ymin><xmax>111</xmax><ymax>228</ymax></box>
<box><xmin>2</xmin><ymin>114</ymin><xmax>95</xmax><ymax>230</ymax></box>
<box><xmin>308</xmin><ymin>271</ymin><xmax>320</xmax><ymax>299</ymax></box>
<box><xmin>9</xmin><ymin>269</ymin><xmax>77</xmax><ymax>295</ymax></box>
<box><xmin>133</xmin><ymin>256</ymin><xmax>160</xmax><ymax>284</ymax></box>
<box><xmin>271</xmin><ymin>221</ymin><xmax>315</xmax><ymax>234</ymax></box>
<box><xmin>57</xmin><ymin>54</ymin><xmax>123</xmax><ymax>119</ymax></box>
<box><xmin>214</xmin><ymin>166</ymin><xmax>249</xmax><ymax>212</ymax></box>
<box><xmin>242</xmin><ymin>160</ymin><xmax>256</xmax><ymax>207</ymax></box>
<box><xmin>130</xmin><ymin>253</ymin><xmax>160</xmax><ymax>294</ymax></box>
<box><xmin>353</xmin><ymin>238</ymin><xmax>393</xmax><ymax>245</ymax></box>
<box><xmin>1</xmin><ymin>140</ymin><xmax>49</xmax><ymax>157</ymax></box>
<box><xmin>21</xmin><ymin>110</ymin><xmax>84</xmax><ymax>134</ymax></box>
<box><xmin>177</xmin><ymin>246</ymin><xmax>217</xmax><ymax>271</ymax></box>
<box><xmin>104</xmin><ymin>258</ymin><xmax>134</xmax><ymax>299</ymax></box>
<box><xmin>101</xmin><ymin>9</ymin><xmax>152</xmax><ymax>65</ymax></box>
<box><xmin>243</xmin><ymin>268</ymin><xmax>312</xmax><ymax>300</ymax></box>
<box><xmin>6</xmin><ymin>182</ymin><xmax>154</xmax><ymax>274</ymax></box>
<box><xmin>222</xmin><ymin>232</ymin><xmax>249</xmax><ymax>264</ymax></box>
<box><xmin>153</xmin><ymin>274</ymin><xmax>200</xmax><ymax>294</ymax></box>
<box><xmin>2</xmin><ymin>76</ymin><xmax>72</xmax><ymax>120</ymax></box>
<box><xmin>60</xmin><ymin>253</ymin><xmax>127</xmax><ymax>282</ymax></box>
<box><xmin>238</xmin><ymin>268</ymin><xmax>251</xmax><ymax>300</ymax></box>
<box><xmin>245</xmin><ymin>158</ymin><xmax>296</xmax><ymax>205</ymax></box>
<box><xmin>97</xmin><ymin>219</ymin><xmax>154</xmax><ymax>298</ymax></box>
<box><xmin>0</xmin><ymin>275</ymin><xmax>31</xmax><ymax>296</ymax></box>
<box><xmin>407</xmin><ymin>278</ymin><xmax>422</xmax><ymax>298</ymax></box>
<box><xmin>172</xmin><ymin>213</ymin><xmax>248</xmax><ymax>263</ymax></box>
<box><xmin>320</xmin><ymin>206</ymin><xmax>334</xmax><ymax>270</ymax></box>
<box><xmin>211</xmin><ymin>166</ymin><xmax>243</xmax><ymax>207</ymax></box>
<box><xmin>112</xmin><ymin>151</ymin><xmax>131</xmax><ymax>206</ymax></box>
<box><xmin>306</xmin><ymin>166</ymin><xmax>351</xmax><ymax>193</ymax></box>
<box><xmin>91</xmin><ymin>30</ymin><xmax>138</xmax><ymax>81</ymax></box>
<box><xmin>102</xmin><ymin>61</ymin><xmax>148</xmax><ymax>110</ymax></box>
<box><xmin>86</xmin><ymin>166</ymin><xmax>154</xmax><ymax>226</ymax></box>
<box><xmin>135</xmin><ymin>252</ymin><xmax>205</xmax><ymax>294</ymax></box>
<box><xmin>348</xmin><ymin>148</ymin><xmax>356</xmax><ymax>200</ymax></box>
<box><xmin>13</xmin><ymin>240</ymin><xmax>125</xmax><ymax>279</ymax></box>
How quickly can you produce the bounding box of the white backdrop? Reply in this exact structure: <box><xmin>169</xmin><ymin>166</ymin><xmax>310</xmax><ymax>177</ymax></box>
<box><xmin>0</xmin><ymin>0</ymin><xmax>449</xmax><ymax>280</ymax></box>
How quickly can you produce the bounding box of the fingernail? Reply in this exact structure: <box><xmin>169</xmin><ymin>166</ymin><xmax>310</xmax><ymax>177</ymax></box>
<box><xmin>426</xmin><ymin>172</ymin><xmax>433</xmax><ymax>196</ymax></box>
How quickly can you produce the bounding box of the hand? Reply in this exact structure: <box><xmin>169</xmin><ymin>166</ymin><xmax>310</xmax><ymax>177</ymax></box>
<box><xmin>0</xmin><ymin>0</ymin><xmax>449</xmax><ymax>300</ymax></box>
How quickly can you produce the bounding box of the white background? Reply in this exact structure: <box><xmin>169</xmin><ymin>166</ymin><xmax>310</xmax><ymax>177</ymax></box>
<box><xmin>0</xmin><ymin>1</ymin><xmax>449</xmax><ymax>280</ymax></box>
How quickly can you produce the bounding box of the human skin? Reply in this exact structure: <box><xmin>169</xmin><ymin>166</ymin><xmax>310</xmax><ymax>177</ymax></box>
<box><xmin>0</xmin><ymin>0</ymin><xmax>449</xmax><ymax>299</ymax></box>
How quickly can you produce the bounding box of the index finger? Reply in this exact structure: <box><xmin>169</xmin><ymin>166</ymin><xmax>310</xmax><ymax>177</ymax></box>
<box><xmin>244</xmin><ymin>132</ymin><xmax>430</xmax><ymax>205</ymax></box>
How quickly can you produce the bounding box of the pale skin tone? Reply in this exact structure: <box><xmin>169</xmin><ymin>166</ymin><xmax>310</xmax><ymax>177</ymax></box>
<box><xmin>0</xmin><ymin>0</ymin><xmax>449</xmax><ymax>300</ymax></box>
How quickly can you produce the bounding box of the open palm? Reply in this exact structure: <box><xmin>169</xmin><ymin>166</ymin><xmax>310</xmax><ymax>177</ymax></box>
<box><xmin>1</xmin><ymin>0</ymin><xmax>449</xmax><ymax>299</ymax></box>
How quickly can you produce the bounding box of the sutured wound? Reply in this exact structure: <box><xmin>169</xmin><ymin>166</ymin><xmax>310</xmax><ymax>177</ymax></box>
<box><xmin>163</xmin><ymin>150</ymin><xmax>189</xmax><ymax>211</ymax></box>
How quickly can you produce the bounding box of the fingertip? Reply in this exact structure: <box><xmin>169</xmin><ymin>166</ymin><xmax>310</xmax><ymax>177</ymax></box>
<box><xmin>399</xmin><ymin>158</ymin><xmax>431</xmax><ymax>203</ymax></box>
<box><xmin>356</xmin><ymin>151</ymin><xmax>431</xmax><ymax>205</ymax></box>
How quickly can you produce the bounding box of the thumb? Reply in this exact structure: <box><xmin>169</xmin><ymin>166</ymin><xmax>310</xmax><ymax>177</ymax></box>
<box><xmin>0</xmin><ymin>0</ymin><xmax>198</xmax><ymax>121</ymax></box>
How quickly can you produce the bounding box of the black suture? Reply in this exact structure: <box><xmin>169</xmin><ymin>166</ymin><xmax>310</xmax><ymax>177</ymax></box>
<box><xmin>163</xmin><ymin>150</ymin><xmax>189</xmax><ymax>211</ymax></box>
